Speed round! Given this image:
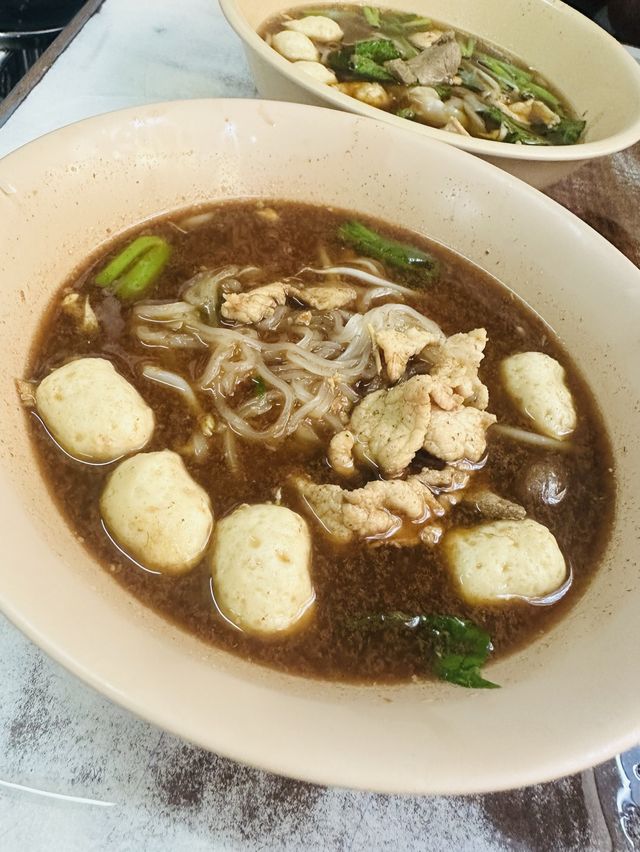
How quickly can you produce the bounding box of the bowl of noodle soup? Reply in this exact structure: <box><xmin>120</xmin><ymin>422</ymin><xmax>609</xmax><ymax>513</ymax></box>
<box><xmin>0</xmin><ymin>99</ymin><xmax>638</xmax><ymax>794</ymax></box>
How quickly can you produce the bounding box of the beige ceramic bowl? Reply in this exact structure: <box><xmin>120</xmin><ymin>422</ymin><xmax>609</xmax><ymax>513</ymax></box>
<box><xmin>220</xmin><ymin>0</ymin><xmax>640</xmax><ymax>188</ymax></box>
<box><xmin>0</xmin><ymin>99</ymin><xmax>639</xmax><ymax>795</ymax></box>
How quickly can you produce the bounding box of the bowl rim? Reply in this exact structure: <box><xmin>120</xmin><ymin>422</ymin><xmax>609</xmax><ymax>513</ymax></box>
<box><xmin>1</xmin><ymin>98</ymin><xmax>640</xmax><ymax>795</ymax></box>
<box><xmin>220</xmin><ymin>0</ymin><xmax>640</xmax><ymax>162</ymax></box>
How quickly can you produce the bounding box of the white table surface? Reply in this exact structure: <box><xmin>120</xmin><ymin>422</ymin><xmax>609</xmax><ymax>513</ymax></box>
<box><xmin>0</xmin><ymin>2</ymin><xmax>635</xmax><ymax>850</ymax></box>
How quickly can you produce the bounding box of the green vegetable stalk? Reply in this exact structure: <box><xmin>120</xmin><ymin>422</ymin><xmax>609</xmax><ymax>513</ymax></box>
<box><xmin>95</xmin><ymin>235</ymin><xmax>171</xmax><ymax>300</ymax></box>
<box><xmin>301</xmin><ymin>8</ymin><xmax>342</xmax><ymax>20</ymax></box>
<box><xmin>459</xmin><ymin>36</ymin><xmax>476</xmax><ymax>58</ymax></box>
<box><xmin>376</xmin><ymin>12</ymin><xmax>432</xmax><ymax>58</ymax></box>
<box><xmin>338</xmin><ymin>221</ymin><xmax>439</xmax><ymax>280</ymax></box>
<box><xmin>363</xmin><ymin>6</ymin><xmax>380</xmax><ymax>27</ymax></box>
<box><xmin>328</xmin><ymin>38</ymin><xmax>401</xmax><ymax>81</ymax></box>
<box><xmin>476</xmin><ymin>52</ymin><xmax>532</xmax><ymax>89</ymax></box>
<box><xmin>381</xmin><ymin>12</ymin><xmax>432</xmax><ymax>31</ymax></box>
<box><xmin>351</xmin><ymin>611</ymin><xmax>499</xmax><ymax>689</ymax></box>
<box><xmin>476</xmin><ymin>53</ymin><xmax>563</xmax><ymax>113</ymax></box>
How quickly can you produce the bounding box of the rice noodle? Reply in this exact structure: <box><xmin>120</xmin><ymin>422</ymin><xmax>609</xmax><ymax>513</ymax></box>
<box><xmin>316</xmin><ymin>244</ymin><xmax>339</xmax><ymax>284</ymax></box>
<box><xmin>368</xmin><ymin>303</ymin><xmax>445</xmax><ymax>339</ymax></box>
<box><xmin>136</xmin><ymin>327</ymin><xmax>206</xmax><ymax>349</ymax></box>
<box><xmin>323</xmin><ymin>411</ymin><xmax>345</xmax><ymax>433</ymax></box>
<box><xmin>295</xmin><ymin>423</ymin><xmax>321</xmax><ymax>445</ymax></box>
<box><xmin>222</xmin><ymin>427</ymin><xmax>240</xmax><ymax>475</ymax></box>
<box><xmin>134</xmin><ymin>301</ymin><xmax>197</xmax><ymax>323</ymax></box>
<box><xmin>237</xmin><ymin>389</ymin><xmax>278</xmax><ymax>418</ymax></box>
<box><xmin>303</xmin><ymin>265</ymin><xmax>414</xmax><ymax>296</ymax></box>
<box><xmin>475</xmin><ymin>67</ymin><xmax>502</xmax><ymax>97</ymax></box>
<box><xmin>331</xmin><ymin>310</ymin><xmax>348</xmax><ymax>333</ymax></box>
<box><xmin>288</xmin><ymin>381</ymin><xmax>334</xmax><ymax>430</ymax></box>
<box><xmin>337</xmin><ymin>382</ymin><xmax>360</xmax><ymax>403</ymax></box>
<box><xmin>132</xmin><ymin>289</ymin><xmax>443</xmax><ymax>463</ymax></box>
<box><xmin>492</xmin><ymin>423</ymin><xmax>573</xmax><ymax>452</ymax></box>
<box><xmin>360</xmin><ymin>287</ymin><xmax>400</xmax><ymax>309</ymax></box>
<box><xmin>142</xmin><ymin>365</ymin><xmax>201</xmax><ymax>412</ymax></box>
<box><xmin>347</xmin><ymin>257</ymin><xmax>386</xmax><ymax>276</ymax></box>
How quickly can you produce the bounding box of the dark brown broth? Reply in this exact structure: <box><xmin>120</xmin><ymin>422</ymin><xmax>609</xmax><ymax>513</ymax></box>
<box><xmin>26</xmin><ymin>201</ymin><xmax>615</xmax><ymax>682</ymax></box>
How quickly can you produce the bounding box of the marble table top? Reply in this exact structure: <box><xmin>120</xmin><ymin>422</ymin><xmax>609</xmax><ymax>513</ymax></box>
<box><xmin>0</xmin><ymin>1</ymin><xmax>638</xmax><ymax>849</ymax></box>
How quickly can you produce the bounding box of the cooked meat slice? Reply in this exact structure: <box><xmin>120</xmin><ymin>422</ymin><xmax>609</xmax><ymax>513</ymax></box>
<box><xmin>327</xmin><ymin>429</ymin><xmax>355</xmax><ymax>477</ymax></box>
<box><xmin>294</xmin><ymin>478</ymin><xmax>353</xmax><ymax>543</ymax></box>
<box><xmin>421</xmin><ymin>328</ymin><xmax>489</xmax><ymax>409</ymax></box>
<box><xmin>221</xmin><ymin>282</ymin><xmax>288</xmax><ymax>324</ymax></box>
<box><xmin>464</xmin><ymin>490</ymin><xmax>527</xmax><ymax>521</ymax></box>
<box><xmin>428</xmin><ymin>377</ymin><xmax>462</xmax><ymax>411</ymax></box>
<box><xmin>413</xmin><ymin>466</ymin><xmax>470</xmax><ymax>492</ymax></box>
<box><xmin>372</xmin><ymin>314</ymin><xmax>442</xmax><ymax>383</ymax></box>
<box><xmin>435</xmin><ymin>30</ymin><xmax>456</xmax><ymax>44</ymax></box>
<box><xmin>343</xmin><ymin>481</ymin><xmax>424</xmax><ymax>539</ymax></box>
<box><xmin>343</xmin><ymin>375</ymin><xmax>432</xmax><ymax>477</ymax></box>
<box><xmin>408</xmin><ymin>29</ymin><xmax>445</xmax><ymax>50</ymax></box>
<box><xmin>509</xmin><ymin>99</ymin><xmax>560</xmax><ymax>128</ymax></box>
<box><xmin>422</xmin><ymin>406</ymin><xmax>497</xmax><ymax>462</ymax></box>
<box><xmin>293</xmin><ymin>473</ymin><xmax>447</xmax><ymax>543</ymax></box>
<box><xmin>388</xmin><ymin>31</ymin><xmax>459</xmax><ymax>87</ymax></box>
<box><xmin>289</xmin><ymin>284</ymin><xmax>356</xmax><ymax>310</ymax></box>
<box><xmin>342</xmin><ymin>478</ymin><xmax>444</xmax><ymax>538</ymax></box>
<box><xmin>385</xmin><ymin>58</ymin><xmax>418</xmax><ymax>85</ymax></box>
<box><xmin>405</xmin><ymin>38</ymin><xmax>462</xmax><ymax>86</ymax></box>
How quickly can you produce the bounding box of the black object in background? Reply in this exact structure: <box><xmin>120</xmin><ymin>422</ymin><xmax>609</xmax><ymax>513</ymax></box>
<box><xmin>609</xmin><ymin>0</ymin><xmax>640</xmax><ymax>45</ymax></box>
<box><xmin>562</xmin><ymin>0</ymin><xmax>640</xmax><ymax>45</ymax></box>
<box><xmin>0</xmin><ymin>0</ymin><xmax>87</xmax><ymax>98</ymax></box>
<box><xmin>564</xmin><ymin>0</ymin><xmax>605</xmax><ymax>15</ymax></box>
<box><xmin>0</xmin><ymin>1</ymin><xmax>86</xmax><ymax>33</ymax></box>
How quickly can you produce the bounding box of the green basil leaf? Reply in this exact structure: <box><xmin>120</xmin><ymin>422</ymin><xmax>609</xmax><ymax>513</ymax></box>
<box><xmin>347</xmin><ymin>611</ymin><xmax>499</xmax><ymax>689</ymax></box>
<box><xmin>542</xmin><ymin>116</ymin><xmax>586</xmax><ymax>145</ymax></box>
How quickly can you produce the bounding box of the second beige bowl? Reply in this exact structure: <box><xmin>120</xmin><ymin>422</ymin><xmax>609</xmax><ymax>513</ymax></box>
<box><xmin>221</xmin><ymin>0</ymin><xmax>640</xmax><ymax>187</ymax></box>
